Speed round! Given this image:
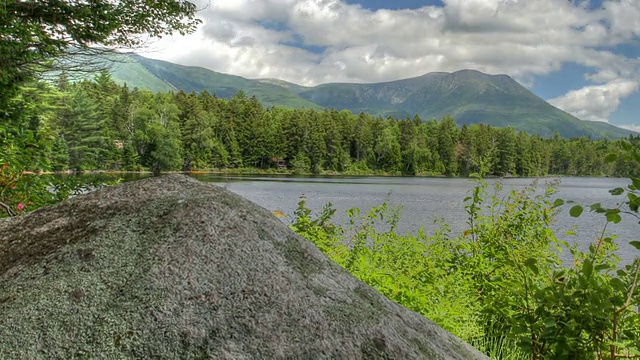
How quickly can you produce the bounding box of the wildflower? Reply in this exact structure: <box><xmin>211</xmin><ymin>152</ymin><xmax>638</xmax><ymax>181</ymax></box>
<box><xmin>17</xmin><ymin>203</ymin><xmax>24</xmax><ymax>211</ymax></box>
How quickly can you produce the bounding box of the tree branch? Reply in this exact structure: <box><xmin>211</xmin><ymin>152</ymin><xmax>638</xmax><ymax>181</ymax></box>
<box><xmin>0</xmin><ymin>201</ymin><xmax>17</xmax><ymax>217</ymax></box>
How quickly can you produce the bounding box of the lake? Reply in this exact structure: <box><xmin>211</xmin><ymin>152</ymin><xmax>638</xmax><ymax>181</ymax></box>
<box><xmin>183</xmin><ymin>174</ymin><xmax>639</xmax><ymax>265</ymax></box>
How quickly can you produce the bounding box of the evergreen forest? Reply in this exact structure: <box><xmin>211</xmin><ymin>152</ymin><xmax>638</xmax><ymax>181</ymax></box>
<box><xmin>9</xmin><ymin>72</ymin><xmax>640</xmax><ymax>179</ymax></box>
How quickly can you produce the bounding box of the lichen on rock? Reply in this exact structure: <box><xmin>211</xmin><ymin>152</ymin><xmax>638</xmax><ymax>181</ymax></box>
<box><xmin>0</xmin><ymin>174</ymin><xmax>488</xmax><ymax>359</ymax></box>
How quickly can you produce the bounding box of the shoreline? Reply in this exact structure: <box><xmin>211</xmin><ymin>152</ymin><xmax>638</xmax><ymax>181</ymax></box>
<box><xmin>33</xmin><ymin>169</ymin><xmax>616</xmax><ymax>179</ymax></box>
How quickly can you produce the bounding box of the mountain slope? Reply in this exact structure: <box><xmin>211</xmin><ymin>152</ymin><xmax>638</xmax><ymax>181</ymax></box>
<box><xmin>108</xmin><ymin>54</ymin><xmax>635</xmax><ymax>139</ymax></box>
<box><xmin>125</xmin><ymin>54</ymin><xmax>321</xmax><ymax>109</ymax></box>
<box><xmin>109</xmin><ymin>55</ymin><xmax>176</xmax><ymax>93</ymax></box>
<box><xmin>297</xmin><ymin>70</ymin><xmax>634</xmax><ymax>139</ymax></box>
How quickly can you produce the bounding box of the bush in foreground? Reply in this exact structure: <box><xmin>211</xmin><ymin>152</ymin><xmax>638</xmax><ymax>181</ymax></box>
<box><xmin>290</xmin><ymin>156</ymin><xmax>640</xmax><ymax>359</ymax></box>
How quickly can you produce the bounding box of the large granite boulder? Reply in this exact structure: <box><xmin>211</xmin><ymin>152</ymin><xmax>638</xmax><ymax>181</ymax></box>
<box><xmin>0</xmin><ymin>175</ymin><xmax>487</xmax><ymax>359</ymax></box>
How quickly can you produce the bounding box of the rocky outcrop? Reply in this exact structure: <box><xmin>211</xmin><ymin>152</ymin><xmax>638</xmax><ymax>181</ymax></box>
<box><xmin>0</xmin><ymin>175</ymin><xmax>488</xmax><ymax>359</ymax></box>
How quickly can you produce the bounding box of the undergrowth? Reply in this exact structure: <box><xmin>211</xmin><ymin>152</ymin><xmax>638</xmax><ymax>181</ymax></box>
<box><xmin>289</xmin><ymin>144</ymin><xmax>640</xmax><ymax>360</ymax></box>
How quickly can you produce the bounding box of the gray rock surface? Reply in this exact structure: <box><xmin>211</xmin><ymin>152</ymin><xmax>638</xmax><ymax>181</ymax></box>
<box><xmin>0</xmin><ymin>175</ymin><xmax>488</xmax><ymax>359</ymax></box>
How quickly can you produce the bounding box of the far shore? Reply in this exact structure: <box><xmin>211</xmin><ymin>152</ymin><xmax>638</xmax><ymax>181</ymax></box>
<box><xmin>28</xmin><ymin>169</ymin><xmax>615</xmax><ymax>179</ymax></box>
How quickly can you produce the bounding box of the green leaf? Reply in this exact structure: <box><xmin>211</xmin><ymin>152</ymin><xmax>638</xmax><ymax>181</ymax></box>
<box><xmin>620</xmin><ymin>141</ymin><xmax>632</xmax><ymax>151</ymax></box>
<box><xmin>552</xmin><ymin>198</ymin><xmax>564</xmax><ymax>208</ymax></box>
<box><xmin>604</xmin><ymin>153</ymin><xmax>618</xmax><ymax>163</ymax></box>
<box><xmin>610</xmin><ymin>278</ymin><xmax>625</xmax><ymax>291</ymax></box>
<box><xmin>609</xmin><ymin>187</ymin><xmax>624</xmax><ymax>196</ymax></box>
<box><xmin>630</xmin><ymin>241</ymin><xmax>640</xmax><ymax>250</ymax></box>
<box><xmin>570</xmin><ymin>205</ymin><xmax>584</xmax><ymax>218</ymax></box>
<box><xmin>582</xmin><ymin>259</ymin><xmax>593</xmax><ymax>278</ymax></box>
<box><xmin>595</xmin><ymin>263</ymin><xmax>610</xmax><ymax>272</ymax></box>
<box><xmin>544</xmin><ymin>318</ymin><xmax>557</xmax><ymax>328</ymax></box>
<box><xmin>590</xmin><ymin>203</ymin><xmax>602</xmax><ymax>212</ymax></box>
<box><xmin>513</xmin><ymin>326</ymin><xmax>529</xmax><ymax>335</ymax></box>
<box><xmin>606</xmin><ymin>211</ymin><xmax>622</xmax><ymax>224</ymax></box>
<box><xmin>524</xmin><ymin>258</ymin><xmax>539</xmax><ymax>275</ymax></box>
<box><xmin>617</xmin><ymin>269</ymin><xmax>627</xmax><ymax>277</ymax></box>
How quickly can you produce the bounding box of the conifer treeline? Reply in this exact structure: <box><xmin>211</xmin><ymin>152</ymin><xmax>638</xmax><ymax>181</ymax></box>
<box><xmin>20</xmin><ymin>72</ymin><xmax>640</xmax><ymax>177</ymax></box>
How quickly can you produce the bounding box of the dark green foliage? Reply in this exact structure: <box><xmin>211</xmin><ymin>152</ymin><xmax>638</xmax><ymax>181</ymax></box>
<box><xmin>49</xmin><ymin>136</ymin><xmax>69</xmax><ymax>171</ymax></box>
<box><xmin>175</xmin><ymin>91</ymin><xmax>215</xmax><ymax>170</ymax></box>
<box><xmin>437</xmin><ymin>116</ymin><xmax>460</xmax><ymax>175</ymax></box>
<box><xmin>107</xmin><ymin>57</ymin><xmax>636</xmax><ymax>140</ymax></box>
<box><xmin>0</xmin><ymin>0</ymin><xmax>199</xmax><ymax>109</ymax></box>
<box><xmin>0</xmin><ymin>0</ymin><xmax>202</xmax><ymax>215</ymax></box>
<box><xmin>4</xmin><ymin>78</ymin><xmax>640</xmax><ymax>180</ymax></box>
<box><xmin>65</xmin><ymin>87</ymin><xmax>111</xmax><ymax>170</ymax></box>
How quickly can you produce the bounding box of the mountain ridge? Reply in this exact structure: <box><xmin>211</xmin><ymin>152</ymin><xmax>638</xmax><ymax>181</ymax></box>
<box><xmin>107</xmin><ymin>53</ymin><xmax>636</xmax><ymax>139</ymax></box>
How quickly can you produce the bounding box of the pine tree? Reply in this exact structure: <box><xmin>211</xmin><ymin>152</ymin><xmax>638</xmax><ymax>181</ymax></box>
<box><xmin>64</xmin><ymin>87</ymin><xmax>111</xmax><ymax>170</ymax></box>
<box><xmin>495</xmin><ymin>127</ymin><xmax>517</xmax><ymax>176</ymax></box>
<box><xmin>374</xmin><ymin>119</ymin><xmax>401</xmax><ymax>173</ymax></box>
<box><xmin>176</xmin><ymin>92</ymin><xmax>214</xmax><ymax>170</ymax></box>
<box><xmin>436</xmin><ymin>116</ymin><xmax>459</xmax><ymax>176</ymax></box>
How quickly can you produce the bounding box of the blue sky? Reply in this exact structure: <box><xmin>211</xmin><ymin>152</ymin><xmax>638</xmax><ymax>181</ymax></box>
<box><xmin>147</xmin><ymin>0</ymin><xmax>639</xmax><ymax>131</ymax></box>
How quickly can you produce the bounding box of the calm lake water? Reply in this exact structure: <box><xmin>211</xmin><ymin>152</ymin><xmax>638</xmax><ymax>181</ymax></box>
<box><xmin>182</xmin><ymin>174</ymin><xmax>639</xmax><ymax>265</ymax></box>
<box><xmin>105</xmin><ymin>173</ymin><xmax>637</xmax><ymax>264</ymax></box>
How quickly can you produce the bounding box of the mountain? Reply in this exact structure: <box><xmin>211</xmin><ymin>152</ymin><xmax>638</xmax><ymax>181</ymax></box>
<box><xmin>110</xmin><ymin>54</ymin><xmax>320</xmax><ymax>109</ymax></box>
<box><xmin>296</xmin><ymin>70</ymin><xmax>634</xmax><ymax>139</ymax></box>
<box><xmin>109</xmin><ymin>55</ymin><xmax>177</xmax><ymax>93</ymax></box>
<box><xmin>106</xmin><ymin>53</ymin><xmax>635</xmax><ymax>139</ymax></box>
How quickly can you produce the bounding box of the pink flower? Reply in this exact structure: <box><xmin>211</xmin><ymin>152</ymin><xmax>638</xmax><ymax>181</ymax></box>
<box><xmin>17</xmin><ymin>203</ymin><xmax>24</xmax><ymax>211</ymax></box>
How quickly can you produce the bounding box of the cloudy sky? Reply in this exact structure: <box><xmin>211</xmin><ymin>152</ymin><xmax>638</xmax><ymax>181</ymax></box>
<box><xmin>142</xmin><ymin>0</ymin><xmax>640</xmax><ymax>131</ymax></box>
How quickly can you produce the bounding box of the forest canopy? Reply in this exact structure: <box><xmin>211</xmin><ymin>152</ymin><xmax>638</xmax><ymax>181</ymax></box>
<box><xmin>11</xmin><ymin>75</ymin><xmax>640</xmax><ymax>179</ymax></box>
<box><xmin>0</xmin><ymin>0</ymin><xmax>200</xmax><ymax>105</ymax></box>
<box><xmin>0</xmin><ymin>0</ymin><xmax>200</xmax><ymax>215</ymax></box>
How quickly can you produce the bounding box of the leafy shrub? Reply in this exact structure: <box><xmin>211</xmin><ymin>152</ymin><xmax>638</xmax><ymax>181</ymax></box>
<box><xmin>290</xmin><ymin>197</ymin><xmax>486</xmax><ymax>340</ymax></box>
<box><xmin>289</xmin><ymin>153</ymin><xmax>640</xmax><ymax>359</ymax></box>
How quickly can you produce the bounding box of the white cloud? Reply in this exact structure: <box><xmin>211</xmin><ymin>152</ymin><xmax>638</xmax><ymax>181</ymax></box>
<box><xmin>619</xmin><ymin>124</ymin><xmax>640</xmax><ymax>133</ymax></box>
<box><xmin>141</xmin><ymin>0</ymin><xmax>640</xmax><ymax>121</ymax></box>
<box><xmin>548</xmin><ymin>80</ymin><xmax>639</xmax><ymax>122</ymax></box>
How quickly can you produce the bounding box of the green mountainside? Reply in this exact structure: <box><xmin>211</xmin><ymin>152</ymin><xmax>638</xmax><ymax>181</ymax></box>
<box><xmin>107</xmin><ymin>53</ymin><xmax>635</xmax><ymax>139</ymax></box>
<box><xmin>297</xmin><ymin>70</ymin><xmax>634</xmax><ymax>139</ymax></box>
<box><xmin>109</xmin><ymin>56</ymin><xmax>176</xmax><ymax>93</ymax></box>
<box><xmin>118</xmin><ymin>54</ymin><xmax>321</xmax><ymax>109</ymax></box>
